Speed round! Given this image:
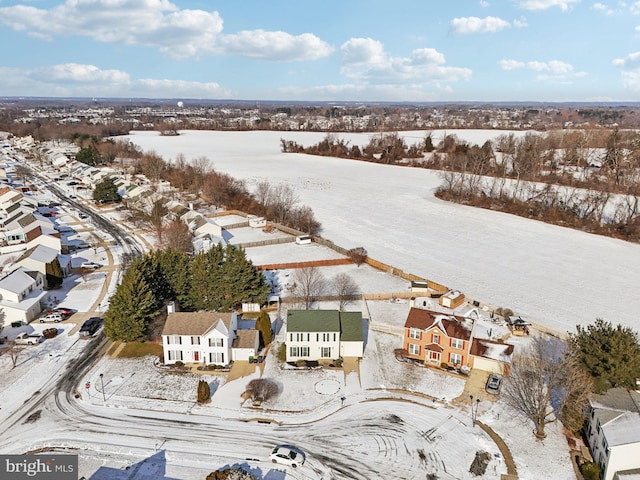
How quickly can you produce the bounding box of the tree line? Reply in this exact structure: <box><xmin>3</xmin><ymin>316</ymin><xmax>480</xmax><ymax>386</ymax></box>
<box><xmin>104</xmin><ymin>245</ymin><xmax>270</xmax><ymax>342</ymax></box>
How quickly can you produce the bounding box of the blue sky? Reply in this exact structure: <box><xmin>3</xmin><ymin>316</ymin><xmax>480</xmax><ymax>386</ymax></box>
<box><xmin>1</xmin><ymin>0</ymin><xmax>640</xmax><ymax>102</ymax></box>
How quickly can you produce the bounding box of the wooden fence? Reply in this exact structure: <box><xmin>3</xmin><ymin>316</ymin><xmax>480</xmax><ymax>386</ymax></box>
<box><xmin>258</xmin><ymin>258</ymin><xmax>352</xmax><ymax>271</ymax></box>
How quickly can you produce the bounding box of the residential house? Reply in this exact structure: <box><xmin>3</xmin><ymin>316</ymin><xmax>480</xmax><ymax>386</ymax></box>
<box><xmin>10</xmin><ymin>244</ymin><xmax>67</xmax><ymax>287</ymax></box>
<box><xmin>439</xmin><ymin>290</ymin><xmax>466</xmax><ymax>309</ymax></box>
<box><xmin>0</xmin><ymin>267</ymin><xmax>47</xmax><ymax>324</ymax></box>
<box><xmin>231</xmin><ymin>329</ymin><xmax>260</xmax><ymax>362</ymax></box>
<box><xmin>469</xmin><ymin>338</ymin><xmax>514</xmax><ymax>375</ymax></box>
<box><xmin>161</xmin><ymin>311</ymin><xmax>238</xmax><ymax>366</ymax></box>
<box><xmin>285</xmin><ymin>310</ymin><xmax>364</xmax><ymax>362</ymax></box>
<box><xmin>403</xmin><ymin>308</ymin><xmax>473</xmax><ymax>368</ymax></box>
<box><xmin>586</xmin><ymin>387</ymin><xmax>640</xmax><ymax>480</ymax></box>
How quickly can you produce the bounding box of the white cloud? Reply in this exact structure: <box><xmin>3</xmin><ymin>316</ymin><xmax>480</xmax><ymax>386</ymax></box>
<box><xmin>592</xmin><ymin>2</ymin><xmax>622</xmax><ymax>14</ymax></box>
<box><xmin>612</xmin><ymin>52</ymin><xmax>640</xmax><ymax>90</ymax></box>
<box><xmin>499</xmin><ymin>58</ymin><xmax>586</xmax><ymax>81</ymax></box>
<box><xmin>513</xmin><ymin>17</ymin><xmax>529</xmax><ymax>27</ymax></box>
<box><xmin>516</xmin><ymin>0</ymin><xmax>580</xmax><ymax>11</ymax></box>
<box><xmin>340</xmin><ymin>38</ymin><xmax>471</xmax><ymax>86</ymax></box>
<box><xmin>480</xmin><ymin>0</ymin><xmax>490</xmax><ymax>6</ymax></box>
<box><xmin>218</xmin><ymin>30</ymin><xmax>333</xmax><ymax>61</ymax></box>
<box><xmin>450</xmin><ymin>16</ymin><xmax>511</xmax><ymax>34</ymax></box>
<box><xmin>0</xmin><ymin>63</ymin><xmax>231</xmax><ymax>98</ymax></box>
<box><xmin>0</xmin><ymin>0</ymin><xmax>331</xmax><ymax>61</ymax></box>
<box><xmin>631</xmin><ymin>1</ymin><xmax>640</xmax><ymax>14</ymax></box>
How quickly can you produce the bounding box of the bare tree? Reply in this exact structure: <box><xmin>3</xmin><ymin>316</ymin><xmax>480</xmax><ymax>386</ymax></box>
<box><xmin>290</xmin><ymin>267</ymin><xmax>326</xmax><ymax>309</ymax></box>
<box><xmin>149</xmin><ymin>200</ymin><xmax>169</xmax><ymax>243</ymax></box>
<box><xmin>164</xmin><ymin>220</ymin><xmax>193</xmax><ymax>253</ymax></box>
<box><xmin>332</xmin><ymin>273</ymin><xmax>360</xmax><ymax>311</ymax></box>
<box><xmin>501</xmin><ymin>335</ymin><xmax>592</xmax><ymax>439</ymax></box>
<box><xmin>8</xmin><ymin>341</ymin><xmax>23</xmax><ymax>369</ymax></box>
<box><xmin>347</xmin><ymin>247</ymin><xmax>368</xmax><ymax>267</ymax></box>
<box><xmin>245</xmin><ymin>378</ymin><xmax>279</xmax><ymax>404</ymax></box>
<box><xmin>270</xmin><ymin>183</ymin><xmax>299</xmax><ymax>224</ymax></box>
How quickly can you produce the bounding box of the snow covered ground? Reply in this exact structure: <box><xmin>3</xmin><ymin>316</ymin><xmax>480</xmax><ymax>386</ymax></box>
<box><xmin>123</xmin><ymin>129</ymin><xmax>640</xmax><ymax>334</ymax></box>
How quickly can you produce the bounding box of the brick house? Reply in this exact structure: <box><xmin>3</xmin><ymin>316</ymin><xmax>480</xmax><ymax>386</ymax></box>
<box><xmin>403</xmin><ymin>308</ymin><xmax>473</xmax><ymax>368</ymax></box>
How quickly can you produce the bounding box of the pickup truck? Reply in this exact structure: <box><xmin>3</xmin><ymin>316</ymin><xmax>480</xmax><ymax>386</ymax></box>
<box><xmin>14</xmin><ymin>332</ymin><xmax>44</xmax><ymax>345</ymax></box>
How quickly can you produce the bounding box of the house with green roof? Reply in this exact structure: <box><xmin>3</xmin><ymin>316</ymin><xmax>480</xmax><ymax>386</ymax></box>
<box><xmin>285</xmin><ymin>310</ymin><xmax>364</xmax><ymax>362</ymax></box>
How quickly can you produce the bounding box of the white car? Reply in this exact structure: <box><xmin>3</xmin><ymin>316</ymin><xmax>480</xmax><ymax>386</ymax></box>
<box><xmin>80</xmin><ymin>261</ymin><xmax>102</xmax><ymax>269</ymax></box>
<box><xmin>270</xmin><ymin>445</ymin><xmax>305</xmax><ymax>468</ymax></box>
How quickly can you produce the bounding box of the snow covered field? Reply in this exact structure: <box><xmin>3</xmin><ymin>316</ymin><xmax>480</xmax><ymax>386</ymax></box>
<box><xmin>123</xmin><ymin>130</ymin><xmax>640</xmax><ymax>334</ymax></box>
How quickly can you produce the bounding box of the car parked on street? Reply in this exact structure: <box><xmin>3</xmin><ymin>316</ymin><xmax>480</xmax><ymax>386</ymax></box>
<box><xmin>485</xmin><ymin>374</ymin><xmax>503</xmax><ymax>395</ymax></box>
<box><xmin>79</xmin><ymin>317</ymin><xmax>102</xmax><ymax>337</ymax></box>
<box><xmin>270</xmin><ymin>445</ymin><xmax>305</xmax><ymax>468</ymax></box>
<box><xmin>80</xmin><ymin>261</ymin><xmax>102</xmax><ymax>269</ymax></box>
<box><xmin>47</xmin><ymin>307</ymin><xmax>74</xmax><ymax>319</ymax></box>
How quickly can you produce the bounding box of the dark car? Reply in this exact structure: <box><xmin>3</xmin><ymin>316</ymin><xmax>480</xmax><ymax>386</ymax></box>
<box><xmin>486</xmin><ymin>374</ymin><xmax>503</xmax><ymax>395</ymax></box>
<box><xmin>79</xmin><ymin>317</ymin><xmax>102</xmax><ymax>337</ymax></box>
<box><xmin>42</xmin><ymin>328</ymin><xmax>58</xmax><ymax>339</ymax></box>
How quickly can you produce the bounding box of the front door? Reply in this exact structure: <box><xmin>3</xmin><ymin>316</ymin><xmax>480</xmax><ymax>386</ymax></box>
<box><xmin>194</xmin><ymin>351</ymin><xmax>200</xmax><ymax>362</ymax></box>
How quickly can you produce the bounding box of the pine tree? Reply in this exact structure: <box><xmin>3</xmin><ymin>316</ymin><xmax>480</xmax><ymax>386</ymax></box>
<box><xmin>45</xmin><ymin>257</ymin><xmax>64</xmax><ymax>289</ymax></box>
<box><xmin>103</xmin><ymin>265</ymin><xmax>158</xmax><ymax>342</ymax></box>
<box><xmin>219</xmin><ymin>245</ymin><xmax>270</xmax><ymax>311</ymax></box>
<box><xmin>569</xmin><ymin>318</ymin><xmax>640</xmax><ymax>393</ymax></box>
<box><xmin>189</xmin><ymin>244</ymin><xmax>225</xmax><ymax>311</ymax></box>
<box><xmin>93</xmin><ymin>177</ymin><xmax>121</xmax><ymax>203</ymax></box>
<box><xmin>255</xmin><ymin>310</ymin><xmax>272</xmax><ymax>348</ymax></box>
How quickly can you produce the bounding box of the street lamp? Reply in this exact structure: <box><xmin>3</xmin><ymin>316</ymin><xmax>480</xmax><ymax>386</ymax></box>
<box><xmin>99</xmin><ymin>373</ymin><xmax>106</xmax><ymax>402</ymax></box>
<box><xmin>469</xmin><ymin>394</ymin><xmax>480</xmax><ymax>427</ymax></box>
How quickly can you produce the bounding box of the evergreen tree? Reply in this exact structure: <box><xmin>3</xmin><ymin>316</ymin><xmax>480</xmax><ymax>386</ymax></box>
<box><xmin>189</xmin><ymin>244</ymin><xmax>225</xmax><ymax>311</ymax></box>
<box><xmin>45</xmin><ymin>257</ymin><xmax>64</xmax><ymax>289</ymax></box>
<box><xmin>569</xmin><ymin>319</ymin><xmax>640</xmax><ymax>393</ymax></box>
<box><xmin>255</xmin><ymin>310</ymin><xmax>272</xmax><ymax>348</ymax></box>
<box><xmin>93</xmin><ymin>177</ymin><xmax>121</xmax><ymax>203</ymax></box>
<box><xmin>103</xmin><ymin>265</ymin><xmax>158</xmax><ymax>342</ymax></box>
<box><xmin>219</xmin><ymin>244</ymin><xmax>270</xmax><ymax>311</ymax></box>
<box><xmin>76</xmin><ymin>144</ymin><xmax>101</xmax><ymax>165</ymax></box>
<box><xmin>155</xmin><ymin>248</ymin><xmax>192</xmax><ymax>309</ymax></box>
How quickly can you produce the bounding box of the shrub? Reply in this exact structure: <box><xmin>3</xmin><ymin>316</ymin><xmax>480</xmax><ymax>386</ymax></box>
<box><xmin>440</xmin><ymin>362</ymin><xmax>449</xmax><ymax>369</ymax></box>
<box><xmin>175</xmin><ymin>361</ymin><xmax>184</xmax><ymax>367</ymax></box>
<box><xmin>579</xmin><ymin>462</ymin><xmax>601</xmax><ymax>480</ymax></box>
<box><xmin>277</xmin><ymin>343</ymin><xmax>286</xmax><ymax>362</ymax></box>
<box><xmin>334</xmin><ymin>358</ymin><xmax>343</xmax><ymax>368</ymax></box>
<box><xmin>296</xmin><ymin>359</ymin><xmax>307</xmax><ymax>368</ymax></box>
<box><xmin>245</xmin><ymin>378</ymin><xmax>279</xmax><ymax>403</ymax></box>
<box><xmin>197</xmin><ymin>379</ymin><xmax>211</xmax><ymax>403</ymax></box>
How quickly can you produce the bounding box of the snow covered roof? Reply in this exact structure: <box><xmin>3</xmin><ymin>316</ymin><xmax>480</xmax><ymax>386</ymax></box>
<box><xmin>15</xmin><ymin>244</ymin><xmax>58</xmax><ymax>264</ymax></box>
<box><xmin>598</xmin><ymin>410</ymin><xmax>640</xmax><ymax>448</ymax></box>
<box><xmin>470</xmin><ymin>338</ymin><xmax>515</xmax><ymax>363</ymax></box>
<box><xmin>404</xmin><ymin>307</ymin><xmax>473</xmax><ymax>340</ymax></box>
<box><xmin>0</xmin><ymin>267</ymin><xmax>38</xmax><ymax>293</ymax></box>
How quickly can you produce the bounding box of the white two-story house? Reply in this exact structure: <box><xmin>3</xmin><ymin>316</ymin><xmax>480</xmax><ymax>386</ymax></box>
<box><xmin>285</xmin><ymin>310</ymin><xmax>364</xmax><ymax>362</ymax></box>
<box><xmin>161</xmin><ymin>311</ymin><xmax>238</xmax><ymax>366</ymax></box>
<box><xmin>585</xmin><ymin>387</ymin><xmax>640</xmax><ymax>480</ymax></box>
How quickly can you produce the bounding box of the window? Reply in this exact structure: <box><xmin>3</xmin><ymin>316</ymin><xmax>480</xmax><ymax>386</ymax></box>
<box><xmin>209</xmin><ymin>338</ymin><xmax>223</xmax><ymax>347</ymax></box>
<box><xmin>409</xmin><ymin>328</ymin><xmax>421</xmax><ymax>340</ymax></box>
<box><xmin>167</xmin><ymin>335</ymin><xmax>181</xmax><ymax>345</ymax></box>
<box><xmin>321</xmin><ymin>333</ymin><xmax>333</xmax><ymax>342</ymax></box>
<box><xmin>289</xmin><ymin>346</ymin><xmax>310</xmax><ymax>357</ymax></box>
<box><xmin>430</xmin><ymin>351</ymin><xmax>440</xmax><ymax>361</ymax></box>
<box><xmin>432</xmin><ymin>333</ymin><xmax>439</xmax><ymax>344</ymax></box>
<box><xmin>321</xmin><ymin>347</ymin><xmax>331</xmax><ymax>358</ymax></box>
<box><xmin>408</xmin><ymin>343</ymin><xmax>420</xmax><ymax>355</ymax></box>
<box><xmin>191</xmin><ymin>336</ymin><xmax>200</xmax><ymax>345</ymax></box>
<box><xmin>451</xmin><ymin>338</ymin><xmax>464</xmax><ymax>349</ymax></box>
<box><xmin>209</xmin><ymin>352</ymin><xmax>224</xmax><ymax>363</ymax></box>
<box><xmin>450</xmin><ymin>352</ymin><xmax>462</xmax><ymax>366</ymax></box>
<box><xmin>167</xmin><ymin>350</ymin><xmax>183</xmax><ymax>361</ymax></box>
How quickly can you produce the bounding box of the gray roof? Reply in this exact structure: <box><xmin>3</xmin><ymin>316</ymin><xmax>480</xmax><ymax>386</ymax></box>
<box><xmin>600</xmin><ymin>411</ymin><xmax>640</xmax><ymax>447</ymax></box>
<box><xmin>590</xmin><ymin>388</ymin><xmax>640</xmax><ymax>413</ymax></box>
<box><xmin>15</xmin><ymin>244</ymin><xmax>58</xmax><ymax>264</ymax></box>
<box><xmin>234</xmin><ymin>329</ymin><xmax>258</xmax><ymax>349</ymax></box>
<box><xmin>162</xmin><ymin>311</ymin><xmax>233</xmax><ymax>336</ymax></box>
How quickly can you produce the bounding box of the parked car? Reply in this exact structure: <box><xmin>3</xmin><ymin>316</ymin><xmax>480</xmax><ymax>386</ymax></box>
<box><xmin>42</xmin><ymin>328</ymin><xmax>58</xmax><ymax>339</ymax></box>
<box><xmin>14</xmin><ymin>332</ymin><xmax>44</xmax><ymax>345</ymax></box>
<box><xmin>80</xmin><ymin>261</ymin><xmax>102</xmax><ymax>269</ymax></box>
<box><xmin>270</xmin><ymin>445</ymin><xmax>305</xmax><ymax>468</ymax></box>
<box><xmin>78</xmin><ymin>213</ymin><xmax>88</xmax><ymax>219</ymax></box>
<box><xmin>76</xmin><ymin>242</ymin><xmax>91</xmax><ymax>249</ymax></box>
<box><xmin>40</xmin><ymin>313</ymin><xmax>64</xmax><ymax>323</ymax></box>
<box><xmin>485</xmin><ymin>374</ymin><xmax>503</xmax><ymax>395</ymax></box>
<box><xmin>48</xmin><ymin>307</ymin><xmax>74</xmax><ymax>318</ymax></box>
<box><xmin>79</xmin><ymin>317</ymin><xmax>102</xmax><ymax>337</ymax></box>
